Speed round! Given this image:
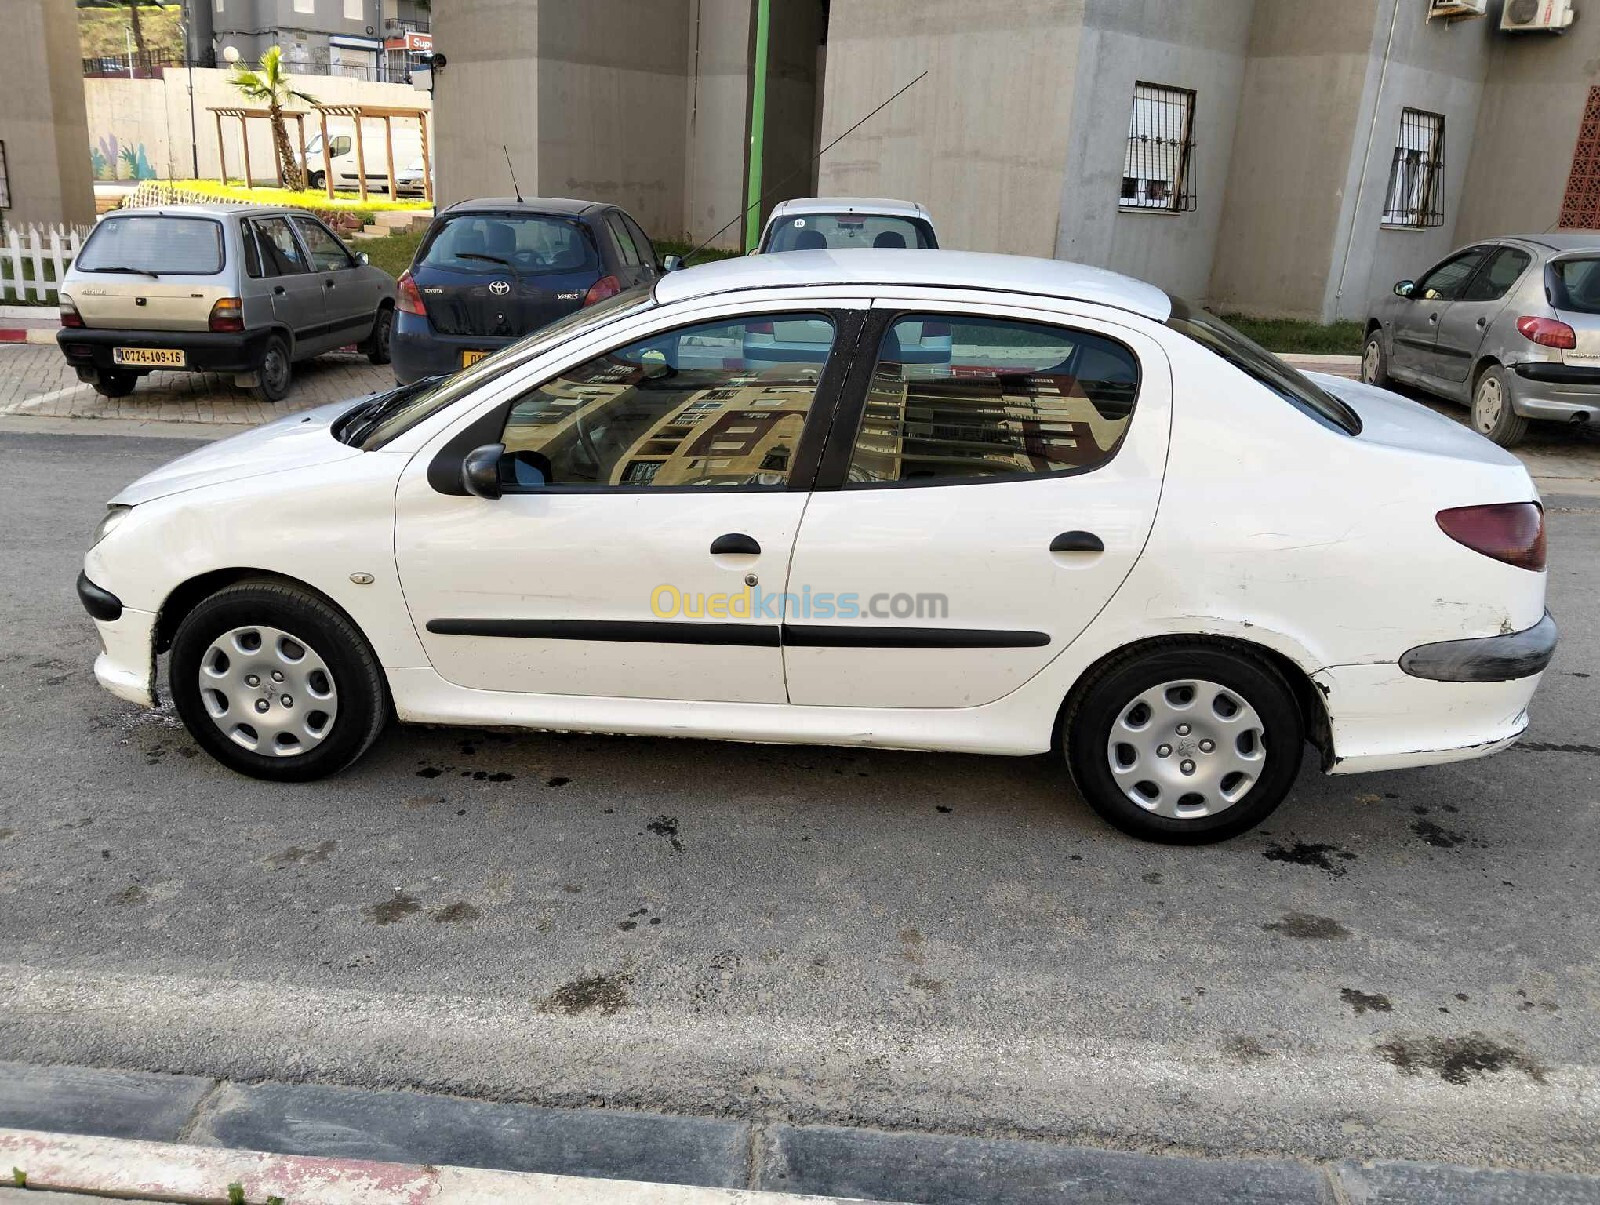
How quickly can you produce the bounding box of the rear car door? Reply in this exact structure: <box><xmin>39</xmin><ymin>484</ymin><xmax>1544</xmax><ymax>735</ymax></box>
<box><xmin>782</xmin><ymin>303</ymin><xmax>1170</xmax><ymax>709</ymax></box>
<box><xmin>393</xmin><ymin>304</ymin><xmax>863</xmax><ymax>703</ymax></box>
<box><xmin>1391</xmin><ymin>246</ymin><xmax>1491</xmax><ymax>383</ymax></box>
<box><xmin>249</xmin><ymin>217</ymin><xmax>324</xmax><ymax>344</ymax></box>
<box><xmin>290</xmin><ymin>216</ymin><xmax>378</xmax><ymax>349</ymax></box>
<box><xmin>1433</xmin><ymin>245</ymin><xmax>1532</xmax><ymax>388</ymax></box>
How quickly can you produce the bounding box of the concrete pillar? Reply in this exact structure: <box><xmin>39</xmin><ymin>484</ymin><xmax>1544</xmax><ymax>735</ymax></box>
<box><xmin>0</xmin><ymin>0</ymin><xmax>96</xmax><ymax>230</ymax></box>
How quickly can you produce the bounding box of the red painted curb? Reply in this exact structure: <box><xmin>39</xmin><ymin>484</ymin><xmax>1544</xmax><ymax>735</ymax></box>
<box><xmin>0</xmin><ymin>329</ymin><xmax>25</xmax><ymax>343</ymax></box>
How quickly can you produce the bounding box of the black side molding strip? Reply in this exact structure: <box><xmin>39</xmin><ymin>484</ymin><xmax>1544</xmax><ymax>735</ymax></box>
<box><xmin>425</xmin><ymin>619</ymin><xmax>1051</xmax><ymax>650</ymax></box>
<box><xmin>1513</xmin><ymin>362</ymin><xmax>1600</xmax><ymax>386</ymax></box>
<box><xmin>77</xmin><ymin>571</ymin><xmax>123</xmax><ymax>622</ymax></box>
<box><xmin>1399</xmin><ymin>610</ymin><xmax>1558</xmax><ymax>683</ymax></box>
<box><xmin>425</xmin><ymin>618</ymin><xmax>782</xmax><ymax>647</ymax></box>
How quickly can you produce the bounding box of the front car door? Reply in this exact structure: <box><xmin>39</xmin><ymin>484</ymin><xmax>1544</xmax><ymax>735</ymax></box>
<box><xmin>393</xmin><ymin>303</ymin><xmax>863</xmax><ymax>703</ymax></box>
<box><xmin>783</xmin><ymin>302</ymin><xmax>1170</xmax><ymax>709</ymax></box>
<box><xmin>1390</xmin><ymin>246</ymin><xmax>1492</xmax><ymax>384</ymax></box>
<box><xmin>290</xmin><ymin>215</ymin><xmax>379</xmax><ymax>349</ymax></box>
<box><xmin>1432</xmin><ymin>244</ymin><xmax>1533</xmax><ymax>393</ymax></box>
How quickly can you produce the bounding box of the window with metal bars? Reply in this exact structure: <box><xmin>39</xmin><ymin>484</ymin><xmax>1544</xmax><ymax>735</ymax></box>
<box><xmin>1120</xmin><ymin>83</ymin><xmax>1196</xmax><ymax>213</ymax></box>
<box><xmin>1381</xmin><ymin>109</ymin><xmax>1445</xmax><ymax>228</ymax></box>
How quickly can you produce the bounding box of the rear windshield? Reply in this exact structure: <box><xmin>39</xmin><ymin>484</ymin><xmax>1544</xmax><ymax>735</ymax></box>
<box><xmin>764</xmin><ymin>213</ymin><xmax>936</xmax><ymax>252</ymax></box>
<box><xmin>1166</xmin><ymin>299</ymin><xmax>1361</xmax><ymax>436</ymax></box>
<box><xmin>1548</xmin><ymin>256</ymin><xmax>1600</xmax><ymax>315</ymax></box>
<box><xmin>76</xmin><ymin>215</ymin><xmax>224</xmax><ymax>276</ymax></box>
<box><xmin>419</xmin><ymin>214</ymin><xmax>599</xmax><ymax>275</ymax></box>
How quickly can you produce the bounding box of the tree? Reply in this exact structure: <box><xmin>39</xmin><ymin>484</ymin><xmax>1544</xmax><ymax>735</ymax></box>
<box><xmin>228</xmin><ymin>45</ymin><xmax>316</xmax><ymax>191</ymax></box>
<box><xmin>122</xmin><ymin>0</ymin><xmax>147</xmax><ymax>58</ymax></box>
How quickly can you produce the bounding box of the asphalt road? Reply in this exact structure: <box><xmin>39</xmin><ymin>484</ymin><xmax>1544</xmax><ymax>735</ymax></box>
<box><xmin>1</xmin><ymin>429</ymin><xmax>1597</xmax><ymax>1173</ymax></box>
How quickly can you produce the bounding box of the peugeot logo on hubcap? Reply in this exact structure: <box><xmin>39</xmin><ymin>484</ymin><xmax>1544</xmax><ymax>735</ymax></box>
<box><xmin>488</xmin><ymin>280</ymin><xmax>511</xmax><ymax>296</ymax></box>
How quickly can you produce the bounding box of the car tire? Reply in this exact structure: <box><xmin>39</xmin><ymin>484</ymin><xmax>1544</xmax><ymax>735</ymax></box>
<box><xmin>308</xmin><ymin>171</ymin><xmax>326</xmax><ymax>191</ymax></box>
<box><xmin>92</xmin><ymin>370</ymin><xmax>139</xmax><ymax>399</ymax></box>
<box><xmin>361</xmin><ymin>303</ymin><xmax>393</xmax><ymax>365</ymax></box>
<box><xmin>1062</xmin><ymin>642</ymin><xmax>1304</xmax><ymax>844</ymax></box>
<box><xmin>254</xmin><ymin>335</ymin><xmax>293</xmax><ymax>403</ymax></box>
<box><xmin>1360</xmin><ymin>330</ymin><xmax>1389</xmax><ymax>388</ymax></box>
<box><xmin>168</xmin><ymin>578</ymin><xmax>390</xmax><ymax>783</ymax></box>
<box><xmin>1471</xmin><ymin>365</ymin><xmax>1528</xmax><ymax>448</ymax></box>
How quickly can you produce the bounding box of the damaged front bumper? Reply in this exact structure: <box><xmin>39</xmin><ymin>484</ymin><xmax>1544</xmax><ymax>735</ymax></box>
<box><xmin>78</xmin><ymin>571</ymin><xmax>155</xmax><ymax>707</ymax></box>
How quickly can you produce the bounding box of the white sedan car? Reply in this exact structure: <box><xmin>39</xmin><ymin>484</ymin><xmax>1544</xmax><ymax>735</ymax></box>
<box><xmin>78</xmin><ymin>250</ymin><xmax>1556</xmax><ymax>843</ymax></box>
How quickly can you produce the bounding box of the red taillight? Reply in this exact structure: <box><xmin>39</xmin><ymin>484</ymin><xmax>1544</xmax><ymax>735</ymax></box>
<box><xmin>1516</xmin><ymin>315</ymin><xmax>1576</xmax><ymax>349</ymax></box>
<box><xmin>59</xmin><ymin>296</ymin><xmax>83</xmax><ymax>328</ymax></box>
<box><xmin>583</xmin><ymin>275</ymin><xmax>621</xmax><ymax>307</ymax></box>
<box><xmin>1437</xmin><ymin>502</ymin><xmax>1546</xmax><ymax>572</ymax></box>
<box><xmin>208</xmin><ymin>297</ymin><xmax>244</xmax><ymax>334</ymax></box>
<box><xmin>396</xmin><ymin>270</ymin><xmax>426</xmax><ymax>317</ymax></box>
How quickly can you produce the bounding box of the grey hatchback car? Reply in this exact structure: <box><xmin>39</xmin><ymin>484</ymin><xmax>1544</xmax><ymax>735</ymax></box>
<box><xmin>1363</xmin><ymin>233</ymin><xmax>1600</xmax><ymax>446</ymax></box>
<box><xmin>57</xmin><ymin>204</ymin><xmax>396</xmax><ymax>402</ymax></box>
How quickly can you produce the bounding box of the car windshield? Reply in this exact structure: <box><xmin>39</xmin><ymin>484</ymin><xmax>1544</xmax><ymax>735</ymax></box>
<box><xmin>76</xmin><ymin>215</ymin><xmax>224</xmax><ymax>276</ymax></box>
<box><xmin>1548</xmin><ymin>255</ymin><xmax>1600</xmax><ymax>315</ymax></box>
<box><xmin>764</xmin><ymin>213</ymin><xmax>935</xmax><ymax>252</ymax></box>
<box><xmin>1165</xmin><ymin>299</ymin><xmax>1361</xmax><ymax>436</ymax></box>
<box><xmin>419</xmin><ymin>214</ymin><xmax>599</xmax><ymax>274</ymax></box>
<box><xmin>340</xmin><ymin>285</ymin><xmax>656</xmax><ymax>450</ymax></box>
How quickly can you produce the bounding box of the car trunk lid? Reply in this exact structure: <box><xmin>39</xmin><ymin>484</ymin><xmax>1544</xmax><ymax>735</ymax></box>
<box><xmin>418</xmin><ymin>268</ymin><xmax>593</xmax><ymax>339</ymax></box>
<box><xmin>1308</xmin><ymin>372</ymin><xmax>1527</xmax><ymax>470</ymax></box>
<box><xmin>71</xmin><ymin>276</ymin><xmax>233</xmax><ymax>332</ymax></box>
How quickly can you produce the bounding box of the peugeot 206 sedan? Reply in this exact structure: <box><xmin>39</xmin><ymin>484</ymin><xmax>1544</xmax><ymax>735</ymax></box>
<box><xmin>78</xmin><ymin>250</ymin><xmax>1557</xmax><ymax>843</ymax></box>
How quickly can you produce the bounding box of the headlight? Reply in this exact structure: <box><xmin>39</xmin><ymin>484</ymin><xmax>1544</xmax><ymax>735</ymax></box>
<box><xmin>92</xmin><ymin>505</ymin><xmax>132</xmax><ymax>548</ymax></box>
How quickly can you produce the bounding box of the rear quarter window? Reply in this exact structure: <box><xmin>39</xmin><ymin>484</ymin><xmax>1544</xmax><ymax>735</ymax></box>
<box><xmin>76</xmin><ymin>216</ymin><xmax>225</xmax><ymax>276</ymax></box>
<box><xmin>1549</xmin><ymin>256</ymin><xmax>1600</xmax><ymax>315</ymax></box>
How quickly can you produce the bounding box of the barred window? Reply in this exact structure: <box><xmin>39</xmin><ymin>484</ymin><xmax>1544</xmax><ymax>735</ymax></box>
<box><xmin>1382</xmin><ymin>109</ymin><xmax>1445</xmax><ymax>228</ymax></box>
<box><xmin>1121</xmin><ymin>83</ymin><xmax>1196</xmax><ymax>213</ymax></box>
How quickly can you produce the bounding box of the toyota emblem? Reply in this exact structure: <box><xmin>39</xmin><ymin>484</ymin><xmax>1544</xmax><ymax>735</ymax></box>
<box><xmin>488</xmin><ymin>280</ymin><xmax>511</xmax><ymax>296</ymax></box>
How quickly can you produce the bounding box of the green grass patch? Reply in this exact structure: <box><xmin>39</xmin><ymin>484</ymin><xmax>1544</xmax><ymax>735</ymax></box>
<box><xmin>360</xmin><ymin>228</ymin><xmax>426</xmax><ymax>278</ymax></box>
<box><xmin>1220</xmin><ymin>314</ymin><xmax>1365</xmax><ymax>356</ymax></box>
<box><xmin>656</xmin><ymin>238</ymin><xmax>742</xmax><ymax>268</ymax></box>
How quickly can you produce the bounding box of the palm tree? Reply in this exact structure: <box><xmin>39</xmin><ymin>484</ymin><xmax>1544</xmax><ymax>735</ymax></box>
<box><xmin>228</xmin><ymin>45</ymin><xmax>316</xmax><ymax>191</ymax></box>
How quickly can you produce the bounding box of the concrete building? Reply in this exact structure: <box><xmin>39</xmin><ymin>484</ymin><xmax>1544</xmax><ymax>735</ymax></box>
<box><xmin>434</xmin><ymin>0</ymin><xmax>1600</xmax><ymax>317</ymax></box>
<box><xmin>201</xmin><ymin>0</ymin><xmax>392</xmax><ymax>80</ymax></box>
<box><xmin>0</xmin><ymin>0</ymin><xmax>96</xmax><ymax>230</ymax></box>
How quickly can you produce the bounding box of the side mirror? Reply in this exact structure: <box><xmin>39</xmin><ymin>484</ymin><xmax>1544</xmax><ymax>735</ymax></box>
<box><xmin>358</xmin><ymin>252</ymin><xmax>370</xmax><ymax>266</ymax></box>
<box><xmin>1394</xmin><ymin>280</ymin><xmax>1415</xmax><ymax>298</ymax></box>
<box><xmin>462</xmin><ymin>443</ymin><xmax>505</xmax><ymax>500</ymax></box>
<box><xmin>661</xmin><ymin>254</ymin><xmax>683</xmax><ymax>273</ymax></box>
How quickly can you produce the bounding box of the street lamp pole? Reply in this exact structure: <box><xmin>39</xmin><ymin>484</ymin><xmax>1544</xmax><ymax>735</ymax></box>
<box><xmin>184</xmin><ymin>0</ymin><xmax>200</xmax><ymax>178</ymax></box>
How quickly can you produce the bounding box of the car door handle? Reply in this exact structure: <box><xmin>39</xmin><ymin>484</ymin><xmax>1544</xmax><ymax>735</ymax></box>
<box><xmin>1476</xmin><ymin>317</ymin><xmax>1488</xmax><ymax>328</ymax></box>
<box><xmin>1428</xmin><ymin>313</ymin><xmax>1439</xmax><ymax>324</ymax></box>
<box><xmin>273</xmin><ymin>285</ymin><xmax>286</xmax><ymax>295</ymax></box>
<box><xmin>1050</xmin><ymin>531</ymin><xmax>1104</xmax><ymax>553</ymax></box>
<box><xmin>324</xmin><ymin>279</ymin><xmax>336</xmax><ymax>289</ymax></box>
<box><xmin>710</xmin><ymin>533</ymin><xmax>761</xmax><ymax>556</ymax></box>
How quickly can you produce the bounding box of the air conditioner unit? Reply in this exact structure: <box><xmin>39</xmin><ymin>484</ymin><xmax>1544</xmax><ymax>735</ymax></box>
<box><xmin>1427</xmin><ymin>0</ymin><xmax>1488</xmax><ymax>19</ymax></box>
<box><xmin>1501</xmin><ymin>0</ymin><xmax>1576</xmax><ymax>30</ymax></box>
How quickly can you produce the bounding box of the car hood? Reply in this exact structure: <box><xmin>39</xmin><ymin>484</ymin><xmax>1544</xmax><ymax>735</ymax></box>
<box><xmin>110</xmin><ymin>399</ymin><xmax>368</xmax><ymax>506</ymax></box>
<box><xmin>1307</xmin><ymin>372</ymin><xmax>1523</xmax><ymax>468</ymax></box>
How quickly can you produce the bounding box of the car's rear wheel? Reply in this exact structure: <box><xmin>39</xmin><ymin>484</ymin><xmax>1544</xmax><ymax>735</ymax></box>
<box><xmin>168</xmin><ymin>579</ymin><xmax>389</xmax><ymax>782</ymax></box>
<box><xmin>92</xmin><ymin>370</ymin><xmax>139</xmax><ymax>398</ymax></box>
<box><xmin>360</xmin><ymin>303</ymin><xmax>393</xmax><ymax>365</ymax></box>
<box><xmin>1062</xmin><ymin>643</ymin><xmax>1304</xmax><ymax>844</ymax></box>
<box><xmin>308</xmin><ymin>171</ymin><xmax>326</xmax><ymax>191</ymax></box>
<box><xmin>1472</xmin><ymin>365</ymin><xmax>1527</xmax><ymax>448</ymax></box>
<box><xmin>254</xmin><ymin>335</ymin><xmax>293</xmax><ymax>403</ymax></box>
<box><xmin>1360</xmin><ymin>331</ymin><xmax>1389</xmax><ymax>388</ymax></box>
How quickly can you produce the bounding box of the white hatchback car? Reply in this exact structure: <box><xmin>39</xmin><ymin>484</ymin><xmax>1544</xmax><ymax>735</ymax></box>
<box><xmin>79</xmin><ymin>250</ymin><xmax>1557</xmax><ymax>843</ymax></box>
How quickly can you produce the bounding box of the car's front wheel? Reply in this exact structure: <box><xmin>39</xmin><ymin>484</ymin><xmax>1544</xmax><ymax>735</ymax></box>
<box><xmin>1471</xmin><ymin>365</ymin><xmax>1528</xmax><ymax>448</ymax></box>
<box><xmin>92</xmin><ymin>370</ymin><xmax>139</xmax><ymax>398</ymax></box>
<box><xmin>1062</xmin><ymin>643</ymin><xmax>1304</xmax><ymax>844</ymax></box>
<box><xmin>308</xmin><ymin>171</ymin><xmax>326</xmax><ymax>191</ymax></box>
<box><xmin>1360</xmin><ymin>330</ymin><xmax>1388</xmax><ymax>387</ymax></box>
<box><xmin>169</xmin><ymin>579</ymin><xmax>389</xmax><ymax>782</ymax></box>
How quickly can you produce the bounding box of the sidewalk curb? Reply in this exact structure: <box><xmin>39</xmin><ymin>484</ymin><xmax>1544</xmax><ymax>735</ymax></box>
<box><xmin>0</xmin><ymin>327</ymin><xmax>59</xmax><ymax>345</ymax></box>
<box><xmin>0</xmin><ymin>1129</ymin><xmax>883</xmax><ymax>1205</ymax></box>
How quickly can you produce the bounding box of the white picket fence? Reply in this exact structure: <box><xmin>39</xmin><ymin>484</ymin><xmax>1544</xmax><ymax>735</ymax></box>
<box><xmin>0</xmin><ymin>224</ymin><xmax>94</xmax><ymax>304</ymax></box>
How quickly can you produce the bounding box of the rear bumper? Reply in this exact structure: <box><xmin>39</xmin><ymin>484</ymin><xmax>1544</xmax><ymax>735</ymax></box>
<box><xmin>391</xmin><ymin>316</ymin><xmax>516</xmax><ymax>384</ymax></box>
<box><xmin>1509</xmin><ymin>362</ymin><xmax>1600</xmax><ymax>422</ymax></box>
<box><xmin>1400</xmin><ymin>611</ymin><xmax>1558</xmax><ymax>683</ymax></box>
<box><xmin>57</xmin><ymin>327</ymin><xmax>270</xmax><ymax>375</ymax></box>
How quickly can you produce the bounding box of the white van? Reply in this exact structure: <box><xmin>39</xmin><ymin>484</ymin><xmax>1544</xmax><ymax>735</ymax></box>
<box><xmin>305</xmin><ymin>120</ymin><xmax>427</xmax><ymax>196</ymax></box>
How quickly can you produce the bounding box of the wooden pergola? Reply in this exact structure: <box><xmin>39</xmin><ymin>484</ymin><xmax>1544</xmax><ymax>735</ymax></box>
<box><xmin>310</xmin><ymin>103</ymin><xmax>433</xmax><ymax>204</ymax></box>
<box><xmin>208</xmin><ymin>107</ymin><xmax>309</xmax><ymax>189</ymax></box>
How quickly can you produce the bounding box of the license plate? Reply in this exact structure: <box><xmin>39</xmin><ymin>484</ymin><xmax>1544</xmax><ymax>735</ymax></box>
<box><xmin>461</xmin><ymin>350</ymin><xmax>491</xmax><ymax>368</ymax></box>
<box><xmin>112</xmin><ymin>347</ymin><xmax>185</xmax><ymax>367</ymax></box>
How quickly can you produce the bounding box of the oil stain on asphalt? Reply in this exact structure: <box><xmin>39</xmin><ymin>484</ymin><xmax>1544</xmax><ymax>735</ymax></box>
<box><xmin>1262</xmin><ymin>842</ymin><xmax>1358</xmax><ymax>877</ymax></box>
<box><xmin>367</xmin><ymin>891</ymin><xmax>422</xmax><ymax>925</ymax></box>
<box><xmin>544</xmin><ymin>973</ymin><xmax>629</xmax><ymax>1016</ymax></box>
<box><xmin>1376</xmin><ymin>1033</ymin><xmax>1547</xmax><ymax>1085</ymax></box>
<box><xmin>1340</xmin><ymin>988</ymin><xmax>1392</xmax><ymax>1015</ymax></box>
<box><xmin>1262</xmin><ymin>912</ymin><xmax>1350</xmax><ymax>940</ymax></box>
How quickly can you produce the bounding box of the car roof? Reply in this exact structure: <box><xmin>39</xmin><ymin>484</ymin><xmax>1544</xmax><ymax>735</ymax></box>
<box><xmin>768</xmin><ymin>196</ymin><xmax>930</xmax><ymax>222</ymax></box>
<box><xmin>1516</xmin><ymin>231</ymin><xmax>1600</xmax><ymax>254</ymax></box>
<box><xmin>655</xmin><ymin>248</ymin><xmax>1171</xmax><ymax>321</ymax></box>
<box><xmin>440</xmin><ymin>196</ymin><xmax>607</xmax><ymax>217</ymax></box>
<box><xmin>102</xmin><ymin>203</ymin><xmax>295</xmax><ymax>220</ymax></box>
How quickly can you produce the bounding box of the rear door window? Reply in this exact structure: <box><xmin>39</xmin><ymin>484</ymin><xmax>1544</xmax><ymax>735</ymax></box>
<box><xmin>621</xmin><ymin>213</ymin><xmax>658</xmax><ymax>268</ymax></box>
<box><xmin>1460</xmin><ymin>246</ymin><xmax>1532</xmax><ymax>303</ymax></box>
<box><xmin>606</xmin><ymin>214</ymin><xmax>644</xmax><ymax>269</ymax></box>
<box><xmin>420</xmin><ymin>215</ymin><xmax>599</xmax><ymax>274</ymax></box>
<box><xmin>251</xmin><ymin>218</ymin><xmax>309</xmax><ymax>276</ymax></box>
<box><xmin>76</xmin><ymin>216</ymin><xmax>224</xmax><ymax>275</ymax></box>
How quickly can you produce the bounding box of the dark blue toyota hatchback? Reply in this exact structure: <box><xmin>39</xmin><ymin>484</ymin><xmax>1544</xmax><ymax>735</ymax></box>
<box><xmin>391</xmin><ymin>197</ymin><xmax>676</xmax><ymax>383</ymax></box>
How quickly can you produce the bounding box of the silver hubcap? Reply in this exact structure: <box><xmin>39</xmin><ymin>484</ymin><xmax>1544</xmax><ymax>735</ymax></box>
<box><xmin>1106</xmin><ymin>679</ymin><xmax>1266</xmax><ymax>820</ymax></box>
<box><xmin>198</xmin><ymin>625</ymin><xmax>338</xmax><ymax>757</ymax></box>
<box><xmin>1475</xmin><ymin>375</ymin><xmax>1503</xmax><ymax>432</ymax></box>
<box><xmin>1363</xmin><ymin>339</ymin><xmax>1381</xmax><ymax>382</ymax></box>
